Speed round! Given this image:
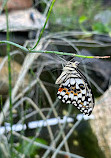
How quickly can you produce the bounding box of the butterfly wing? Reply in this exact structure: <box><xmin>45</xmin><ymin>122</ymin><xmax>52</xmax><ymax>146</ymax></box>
<box><xmin>55</xmin><ymin>71</ymin><xmax>68</xmax><ymax>84</ymax></box>
<box><xmin>56</xmin><ymin>68</ymin><xmax>94</xmax><ymax>116</ymax></box>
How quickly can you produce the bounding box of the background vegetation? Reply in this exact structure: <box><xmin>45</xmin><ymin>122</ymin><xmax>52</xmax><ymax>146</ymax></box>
<box><xmin>0</xmin><ymin>0</ymin><xmax>111</xmax><ymax>158</ymax></box>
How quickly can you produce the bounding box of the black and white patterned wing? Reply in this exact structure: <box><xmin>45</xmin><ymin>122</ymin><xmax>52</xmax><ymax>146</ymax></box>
<box><xmin>56</xmin><ymin>67</ymin><xmax>94</xmax><ymax>116</ymax></box>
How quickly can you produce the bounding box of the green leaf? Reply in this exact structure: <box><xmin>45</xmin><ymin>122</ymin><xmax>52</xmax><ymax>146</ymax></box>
<box><xmin>15</xmin><ymin>137</ymin><xmax>48</xmax><ymax>157</ymax></box>
<box><xmin>79</xmin><ymin>15</ymin><xmax>88</xmax><ymax>24</ymax></box>
<box><xmin>92</xmin><ymin>22</ymin><xmax>109</xmax><ymax>33</ymax></box>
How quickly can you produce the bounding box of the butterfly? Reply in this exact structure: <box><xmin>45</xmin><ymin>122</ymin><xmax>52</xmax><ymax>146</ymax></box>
<box><xmin>55</xmin><ymin>61</ymin><xmax>94</xmax><ymax>116</ymax></box>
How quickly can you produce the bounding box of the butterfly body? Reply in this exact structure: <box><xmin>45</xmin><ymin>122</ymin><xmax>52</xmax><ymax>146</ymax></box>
<box><xmin>56</xmin><ymin>61</ymin><xmax>94</xmax><ymax>116</ymax></box>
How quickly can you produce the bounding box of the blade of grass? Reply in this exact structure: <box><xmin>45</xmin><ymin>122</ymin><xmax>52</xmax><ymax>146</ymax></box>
<box><xmin>29</xmin><ymin>0</ymin><xmax>56</xmax><ymax>50</ymax></box>
<box><xmin>52</xmin><ymin>119</ymin><xmax>82</xmax><ymax>158</ymax></box>
<box><xmin>5</xmin><ymin>6</ymin><xmax>13</xmax><ymax>157</ymax></box>
<box><xmin>13</xmin><ymin>131</ymin><xmax>84</xmax><ymax>158</ymax></box>
<box><xmin>0</xmin><ymin>0</ymin><xmax>8</xmax><ymax>15</ymax></box>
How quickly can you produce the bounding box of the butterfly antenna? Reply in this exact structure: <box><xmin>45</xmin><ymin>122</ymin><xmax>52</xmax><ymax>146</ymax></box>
<box><xmin>56</xmin><ymin>55</ymin><xmax>67</xmax><ymax>65</ymax></box>
<box><xmin>69</xmin><ymin>56</ymin><xmax>76</xmax><ymax>62</ymax></box>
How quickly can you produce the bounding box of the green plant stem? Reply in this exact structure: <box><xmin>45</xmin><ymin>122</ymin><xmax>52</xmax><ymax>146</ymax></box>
<box><xmin>0</xmin><ymin>40</ymin><xmax>110</xmax><ymax>58</ymax></box>
<box><xmin>5</xmin><ymin>7</ymin><xmax>13</xmax><ymax>157</ymax></box>
<box><xmin>29</xmin><ymin>0</ymin><xmax>56</xmax><ymax>50</ymax></box>
<box><xmin>0</xmin><ymin>40</ymin><xmax>28</xmax><ymax>51</ymax></box>
<box><xmin>0</xmin><ymin>0</ymin><xmax>8</xmax><ymax>15</ymax></box>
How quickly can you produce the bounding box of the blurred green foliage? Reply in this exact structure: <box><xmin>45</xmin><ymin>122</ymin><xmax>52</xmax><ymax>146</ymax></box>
<box><xmin>50</xmin><ymin>0</ymin><xmax>111</xmax><ymax>34</ymax></box>
<box><xmin>16</xmin><ymin>137</ymin><xmax>48</xmax><ymax>157</ymax></box>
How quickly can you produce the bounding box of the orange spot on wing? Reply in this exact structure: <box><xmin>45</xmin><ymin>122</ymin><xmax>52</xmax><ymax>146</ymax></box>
<box><xmin>64</xmin><ymin>88</ymin><xmax>68</xmax><ymax>92</ymax></box>
<box><xmin>70</xmin><ymin>90</ymin><xmax>77</xmax><ymax>96</ymax></box>
<box><xmin>71</xmin><ymin>86</ymin><xmax>76</xmax><ymax>90</ymax></box>
<box><xmin>58</xmin><ymin>88</ymin><xmax>64</xmax><ymax>92</ymax></box>
<box><xmin>66</xmin><ymin>91</ymin><xmax>70</xmax><ymax>95</ymax></box>
<box><xmin>80</xmin><ymin>102</ymin><xmax>86</xmax><ymax>108</ymax></box>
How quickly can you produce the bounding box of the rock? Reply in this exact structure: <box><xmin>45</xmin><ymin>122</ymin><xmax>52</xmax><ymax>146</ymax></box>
<box><xmin>0</xmin><ymin>8</ymin><xmax>47</xmax><ymax>32</ymax></box>
<box><xmin>0</xmin><ymin>0</ymin><xmax>33</xmax><ymax>10</ymax></box>
<box><xmin>90</xmin><ymin>86</ymin><xmax>111</xmax><ymax>158</ymax></box>
<box><xmin>0</xmin><ymin>57</ymin><xmax>29</xmax><ymax>96</ymax></box>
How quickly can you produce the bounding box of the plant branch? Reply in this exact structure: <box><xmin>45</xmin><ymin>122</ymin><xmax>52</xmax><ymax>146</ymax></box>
<box><xmin>29</xmin><ymin>0</ymin><xmax>56</xmax><ymax>50</ymax></box>
<box><xmin>0</xmin><ymin>40</ymin><xmax>110</xmax><ymax>58</ymax></box>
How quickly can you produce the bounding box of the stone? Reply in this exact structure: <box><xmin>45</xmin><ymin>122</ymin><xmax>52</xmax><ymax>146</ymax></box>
<box><xmin>90</xmin><ymin>86</ymin><xmax>111</xmax><ymax>158</ymax></box>
<box><xmin>0</xmin><ymin>0</ymin><xmax>33</xmax><ymax>10</ymax></box>
<box><xmin>0</xmin><ymin>57</ymin><xmax>29</xmax><ymax>96</ymax></box>
<box><xmin>0</xmin><ymin>8</ymin><xmax>47</xmax><ymax>31</ymax></box>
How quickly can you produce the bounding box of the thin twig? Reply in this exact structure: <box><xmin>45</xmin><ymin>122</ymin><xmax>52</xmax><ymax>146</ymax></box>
<box><xmin>0</xmin><ymin>40</ymin><xmax>110</xmax><ymax>58</ymax></box>
<box><xmin>13</xmin><ymin>131</ymin><xmax>84</xmax><ymax>158</ymax></box>
<box><xmin>38</xmin><ymin>79</ymin><xmax>70</xmax><ymax>153</ymax></box>
<box><xmin>14</xmin><ymin>97</ymin><xmax>55</xmax><ymax>146</ymax></box>
<box><xmin>52</xmin><ymin>120</ymin><xmax>82</xmax><ymax>158</ymax></box>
